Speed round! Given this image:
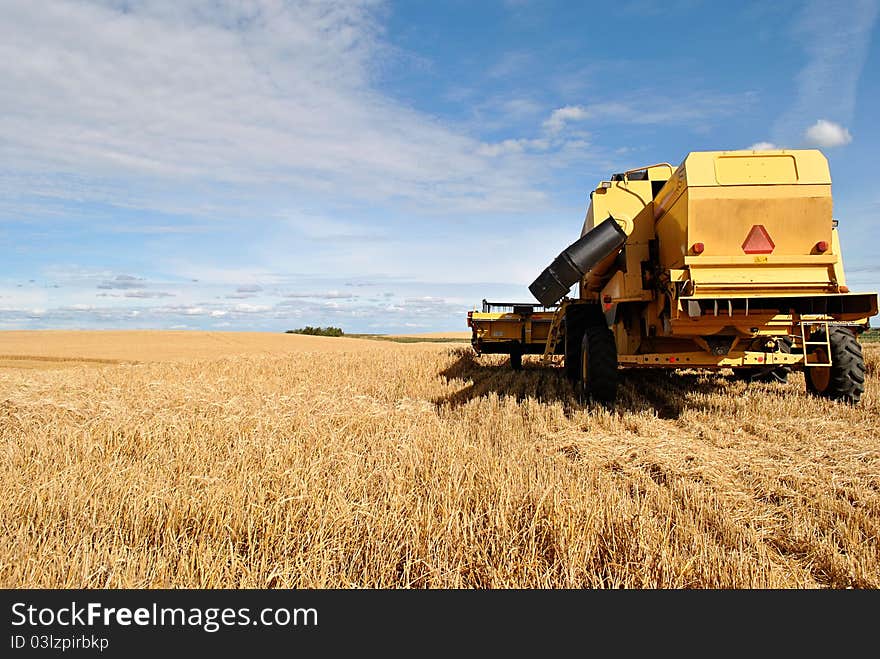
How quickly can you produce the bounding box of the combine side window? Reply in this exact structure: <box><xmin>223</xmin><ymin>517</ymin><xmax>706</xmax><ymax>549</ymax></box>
<box><xmin>651</xmin><ymin>180</ymin><xmax>668</xmax><ymax>198</ymax></box>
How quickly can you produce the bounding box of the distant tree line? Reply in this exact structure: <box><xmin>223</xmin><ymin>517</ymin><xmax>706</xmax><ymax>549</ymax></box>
<box><xmin>285</xmin><ymin>326</ymin><xmax>345</xmax><ymax>337</ymax></box>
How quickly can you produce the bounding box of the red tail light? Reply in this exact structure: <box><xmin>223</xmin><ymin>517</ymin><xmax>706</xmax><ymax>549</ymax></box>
<box><xmin>816</xmin><ymin>240</ymin><xmax>829</xmax><ymax>252</ymax></box>
<box><xmin>691</xmin><ymin>242</ymin><xmax>705</xmax><ymax>254</ymax></box>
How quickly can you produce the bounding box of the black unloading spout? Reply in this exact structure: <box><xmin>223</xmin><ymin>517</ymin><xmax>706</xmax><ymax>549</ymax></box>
<box><xmin>529</xmin><ymin>216</ymin><xmax>628</xmax><ymax>306</ymax></box>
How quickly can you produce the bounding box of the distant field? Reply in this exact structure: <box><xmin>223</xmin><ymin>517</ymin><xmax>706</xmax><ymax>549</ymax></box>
<box><xmin>388</xmin><ymin>331</ymin><xmax>472</xmax><ymax>339</ymax></box>
<box><xmin>350</xmin><ymin>331</ymin><xmax>471</xmax><ymax>343</ymax></box>
<box><xmin>0</xmin><ymin>330</ymin><xmax>443</xmax><ymax>368</ymax></box>
<box><xmin>862</xmin><ymin>328</ymin><xmax>880</xmax><ymax>343</ymax></box>
<box><xmin>1</xmin><ymin>331</ymin><xmax>878</xmax><ymax>588</ymax></box>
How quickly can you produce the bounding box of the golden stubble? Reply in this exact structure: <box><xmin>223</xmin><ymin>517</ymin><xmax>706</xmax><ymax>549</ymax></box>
<box><xmin>1</xmin><ymin>333</ymin><xmax>878</xmax><ymax>588</ymax></box>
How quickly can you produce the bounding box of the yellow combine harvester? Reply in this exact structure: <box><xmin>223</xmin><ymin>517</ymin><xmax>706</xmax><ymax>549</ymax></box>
<box><xmin>468</xmin><ymin>149</ymin><xmax>878</xmax><ymax>404</ymax></box>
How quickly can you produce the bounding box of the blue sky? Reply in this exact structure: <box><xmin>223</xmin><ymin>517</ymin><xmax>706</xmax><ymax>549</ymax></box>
<box><xmin>2</xmin><ymin>0</ymin><xmax>878</xmax><ymax>333</ymax></box>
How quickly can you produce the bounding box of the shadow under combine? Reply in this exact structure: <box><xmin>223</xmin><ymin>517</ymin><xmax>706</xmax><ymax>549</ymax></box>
<box><xmin>435</xmin><ymin>347</ymin><xmax>759</xmax><ymax>419</ymax></box>
<box><xmin>434</xmin><ymin>348</ymin><xmax>577</xmax><ymax>413</ymax></box>
<box><xmin>616</xmin><ymin>370</ymin><xmax>737</xmax><ymax>420</ymax></box>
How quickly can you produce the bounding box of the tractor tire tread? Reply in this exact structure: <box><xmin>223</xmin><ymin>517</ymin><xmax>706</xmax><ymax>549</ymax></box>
<box><xmin>805</xmin><ymin>327</ymin><xmax>865</xmax><ymax>404</ymax></box>
<box><xmin>581</xmin><ymin>324</ymin><xmax>617</xmax><ymax>404</ymax></box>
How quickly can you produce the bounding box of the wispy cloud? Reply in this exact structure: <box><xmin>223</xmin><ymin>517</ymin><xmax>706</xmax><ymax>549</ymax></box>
<box><xmin>476</xmin><ymin>138</ymin><xmax>551</xmax><ymax>157</ymax></box>
<box><xmin>97</xmin><ymin>290</ymin><xmax>175</xmax><ymax>299</ymax></box>
<box><xmin>487</xmin><ymin>51</ymin><xmax>534</xmax><ymax>79</ymax></box>
<box><xmin>540</xmin><ymin>92</ymin><xmax>755</xmax><ymax>135</ymax></box>
<box><xmin>224</xmin><ymin>283</ymin><xmax>263</xmax><ymax>299</ymax></box>
<box><xmin>283</xmin><ymin>215</ymin><xmax>386</xmax><ymax>242</ymax></box>
<box><xmin>480</xmin><ymin>90</ymin><xmax>753</xmax><ymax>162</ymax></box>
<box><xmin>0</xmin><ymin>293</ymin><xmax>469</xmax><ymax>333</ymax></box>
<box><xmin>129</xmin><ymin>291</ymin><xmax>174</xmax><ymax>299</ymax></box>
<box><xmin>97</xmin><ymin>275</ymin><xmax>144</xmax><ymax>290</ymax></box>
<box><xmin>0</xmin><ymin>0</ymin><xmax>568</xmax><ymax>216</ymax></box>
<box><xmin>283</xmin><ymin>291</ymin><xmax>359</xmax><ymax>300</ymax></box>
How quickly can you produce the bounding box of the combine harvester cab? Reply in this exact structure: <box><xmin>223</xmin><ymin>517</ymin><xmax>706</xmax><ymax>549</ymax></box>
<box><xmin>468</xmin><ymin>149</ymin><xmax>878</xmax><ymax>405</ymax></box>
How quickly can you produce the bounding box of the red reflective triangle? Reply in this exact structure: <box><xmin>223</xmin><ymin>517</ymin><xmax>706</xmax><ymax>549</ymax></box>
<box><xmin>742</xmin><ymin>224</ymin><xmax>775</xmax><ymax>254</ymax></box>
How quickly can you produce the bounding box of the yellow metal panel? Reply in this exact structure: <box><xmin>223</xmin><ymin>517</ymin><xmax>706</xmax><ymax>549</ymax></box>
<box><xmin>669</xmin><ymin>315</ymin><xmax>783</xmax><ymax>337</ymax></box>
<box><xmin>470</xmin><ymin>312</ymin><xmax>556</xmax><ymax>345</ymax></box>
<box><xmin>686</xmin><ymin>255</ymin><xmax>836</xmax><ymax>266</ymax></box>
<box><xmin>531</xmin><ymin>323</ymin><xmax>551</xmax><ymax>341</ymax></box>
<box><xmin>628</xmin><ymin>201</ymin><xmax>657</xmax><ymax>242</ymax></box>
<box><xmin>647</xmin><ymin>164</ymin><xmax>675</xmax><ymax>181</ymax></box>
<box><xmin>619</xmin><ymin>351</ymin><xmax>803</xmax><ymax>367</ymax></box>
<box><xmin>602</xmin><ymin>271</ymin><xmax>626</xmax><ymax>298</ymax></box>
<box><xmin>656</xmin><ymin>190</ymin><xmax>689</xmax><ymax>268</ymax></box>
<box><xmin>687</xmin><ymin>185</ymin><xmax>832</xmax><ymax>258</ymax></box>
<box><xmin>583</xmin><ymin>180</ymin><xmax>654</xmax><ymax>234</ymax></box>
<box><xmin>653</xmin><ymin>163</ymin><xmax>687</xmax><ymax>220</ymax></box>
<box><xmin>831</xmin><ymin>228</ymin><xmax>847</xmax><ymax>286</ymax></box>
<box><xmin>690</xmin><ymin>265</ymin><xmax>833</xmax><ymax>285</ymax></box>
<box><xmin>682</xmin><ymin>149</ymin><xmax>831</xmax><ymax>187</ymax></box>
<box><xmin>714</xmin><ymin>153</ymin><xmax>798</xmax><ymax>185</ymax></box>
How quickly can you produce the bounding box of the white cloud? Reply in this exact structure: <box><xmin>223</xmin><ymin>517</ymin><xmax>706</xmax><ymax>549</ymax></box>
<box><xmin>748</xmin><ymin>142</ymin><xmax>778</xmax><ymax>151</ymax></box>
<box><xmin>804</xmin><ymin>119</ymin><xmax>852</xmax><ymax>148</ymax></box>
<box><xmin>543</xmin><ymin>106</ymin><xmax>589</xmax><ymax>133</ymax></box>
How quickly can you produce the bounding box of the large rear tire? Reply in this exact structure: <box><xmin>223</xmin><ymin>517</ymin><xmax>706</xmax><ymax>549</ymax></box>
<box><xmin>804</xmin><ymin>327</ymin><xmax>865</xmax><ymax>404</ymax></box>
<box><xmin>579</xmin><ymin>325</ymin><xmax>618</xmax><ymax>404</ymax></box>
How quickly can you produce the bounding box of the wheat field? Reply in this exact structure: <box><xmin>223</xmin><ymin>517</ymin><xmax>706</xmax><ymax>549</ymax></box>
<box><xmin>1</xmin><ymin>331</ymin><xmax>878</xmax><ymax>588</ymax></box>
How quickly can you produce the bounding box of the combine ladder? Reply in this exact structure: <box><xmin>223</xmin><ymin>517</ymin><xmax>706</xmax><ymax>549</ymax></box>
<box><xmin>541</xmin><ymin>298</ymin><xmax>570</xmax><ymax>366</ymax></box>
<box><xmin>799</xmin><ymin>315</ymin><xmax>832</xmax><ymax>367</ymax></box>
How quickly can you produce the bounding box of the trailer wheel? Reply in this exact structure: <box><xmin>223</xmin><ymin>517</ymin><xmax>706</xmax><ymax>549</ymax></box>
<box><xmin>804</xmin><ymin>327</ymin><xmax>865</xmax><ymax>404</ymax></box>
<box><xmin>579</xmin><ymin>325</ymin><xmax>617</xmax><ymax>404</ymax></box>
<box><xmin>510</xmin><ymin>351</ymin><xmax>523</xmax><ymax>371</ymax></box>
<box><xmin>734</xmin><ymin>337</ymin><xmax>793</xmax><ymax>384</ymax></box>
